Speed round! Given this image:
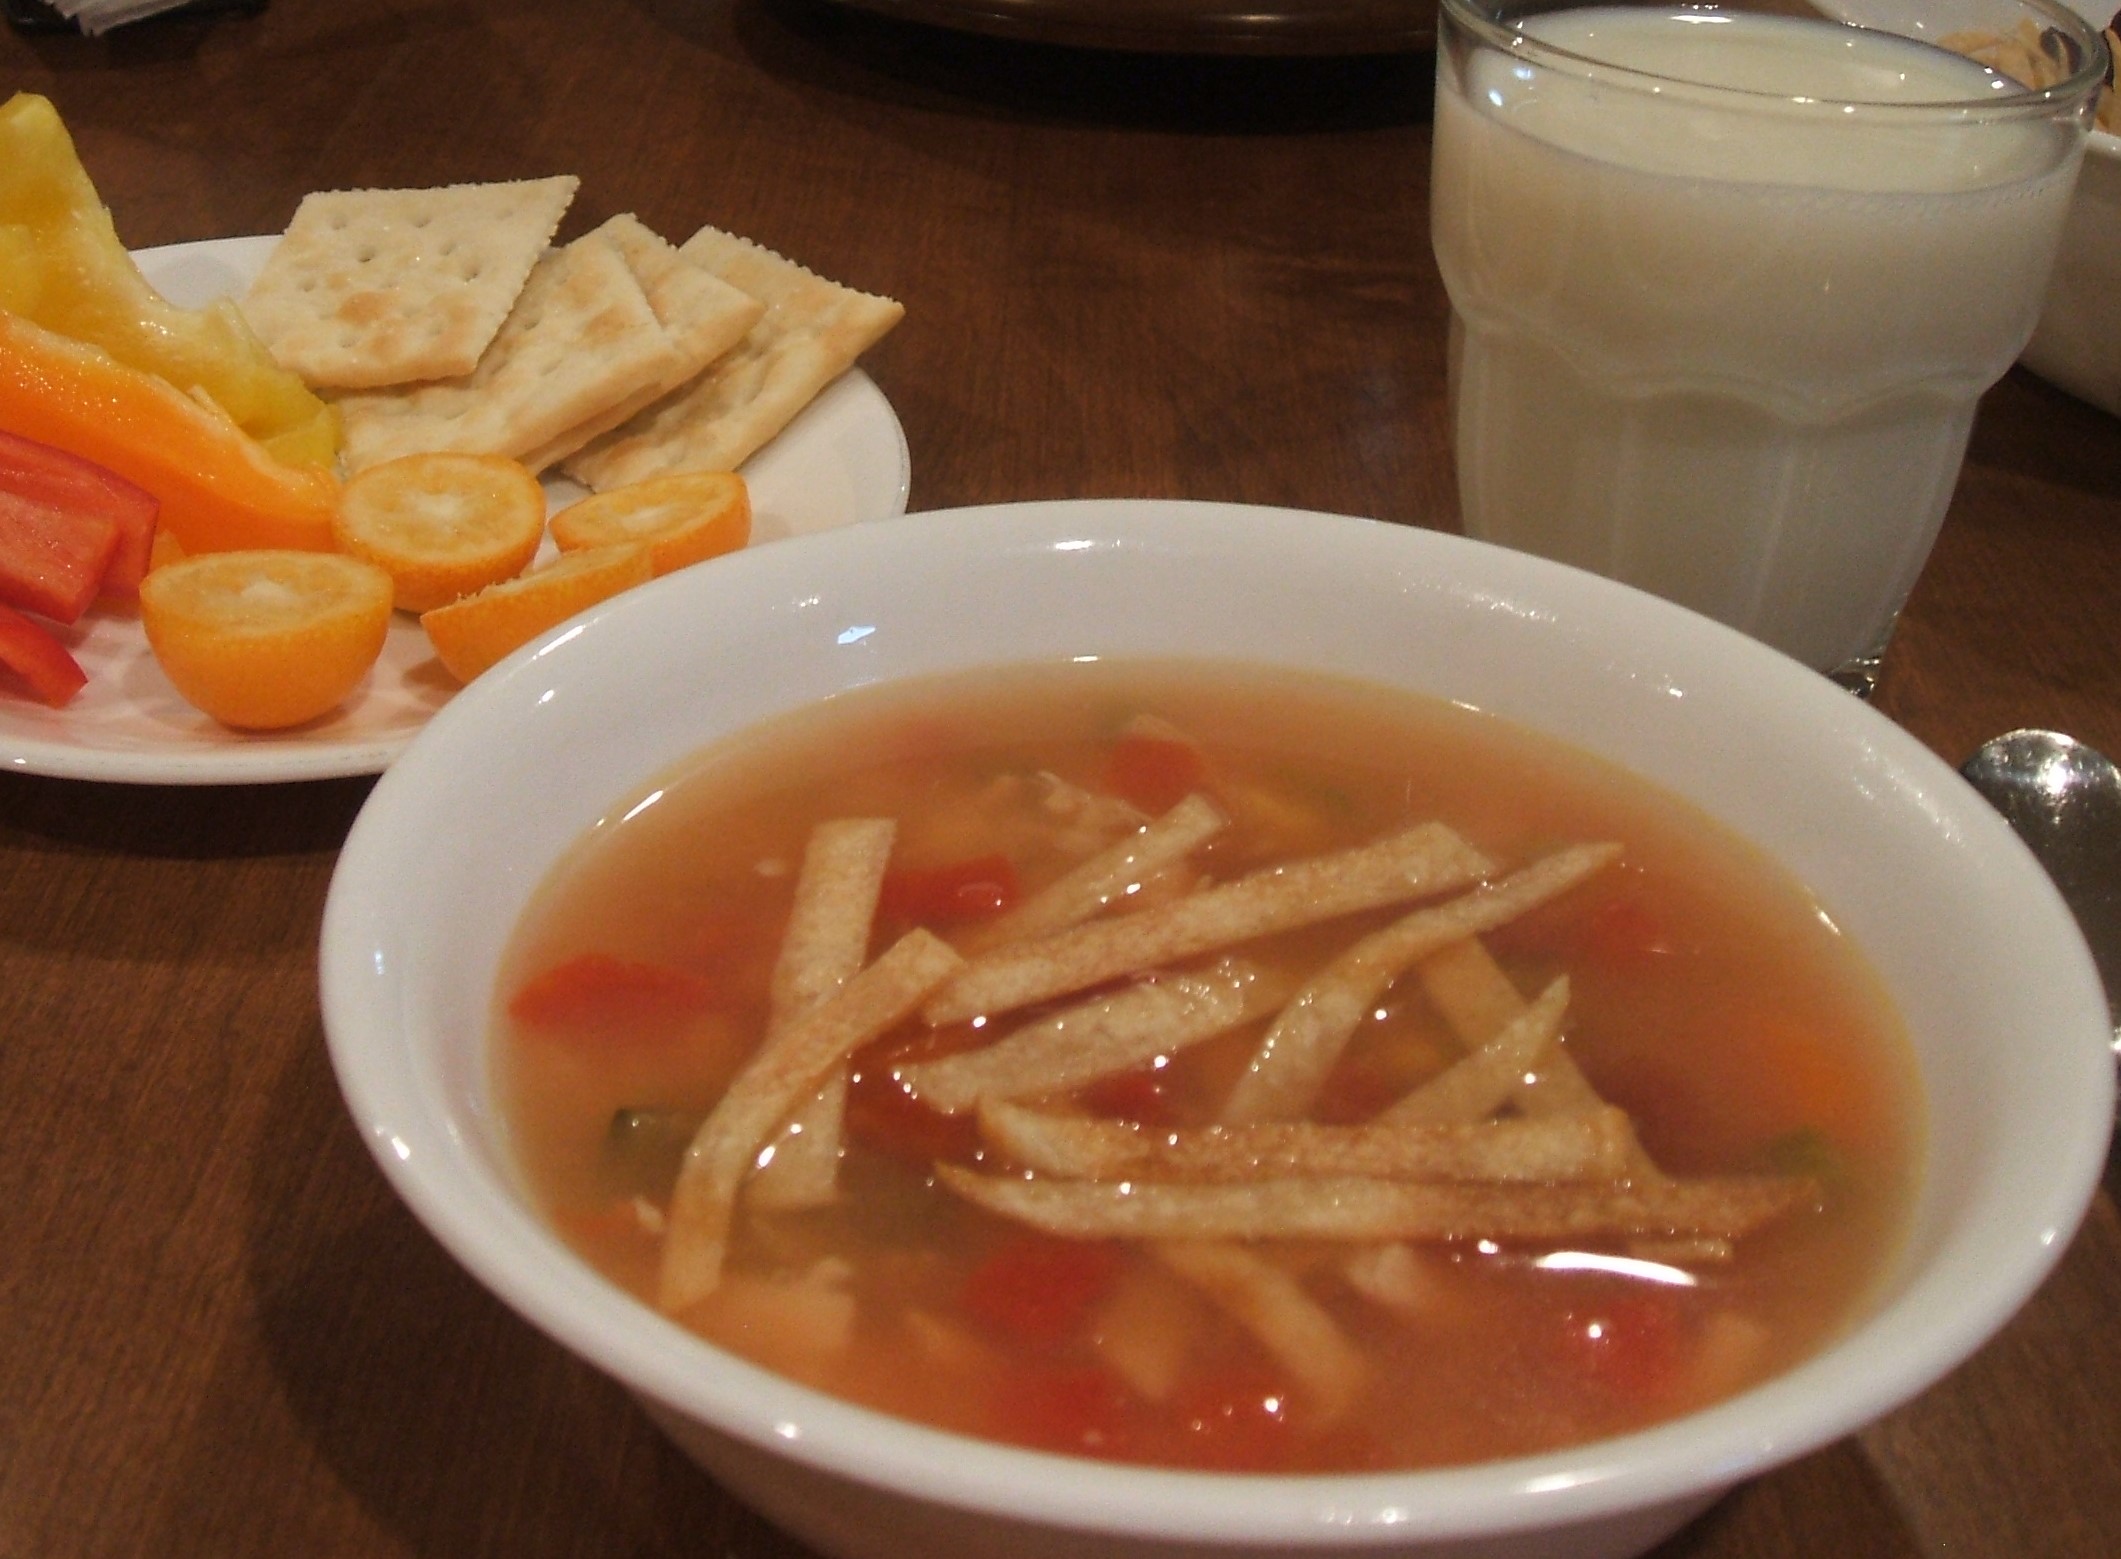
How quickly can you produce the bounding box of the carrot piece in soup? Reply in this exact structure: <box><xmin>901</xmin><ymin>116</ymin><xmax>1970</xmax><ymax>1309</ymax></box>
<box><xmin>960</xmin><ymin>1234</ymin><xmax>1126</xmax><ymax>1347</ymax></box>
<box><xmin>0</xmin><ymin>601</ymin><xmax>87</xmax><ymax>706</ymax></box>
<box><xmin>879</xmin><ymin>853</ymin><xmax>1021</xmax><ymax>924</ymax></box>
<box><xmin>1718</xmin><ymin>1016</ymin><xmax>1877</xmax><ymax>1145</ymax></box>
<box><xmin>508</xmin><ymin>953</ymin><xmax>713</xmax><ymax>1032</ymax></box>
<box><xmin>1104</xmin><ymin>731</ymin><xmax>1209</xmax><ymax>814</ymax></box>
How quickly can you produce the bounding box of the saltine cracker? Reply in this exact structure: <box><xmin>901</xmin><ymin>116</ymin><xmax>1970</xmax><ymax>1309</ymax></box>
<box><xmin>331</xmin><ymin>232</ymin><xmax>681</xmax><ymax>475</ymax></box>
<box><xmin>515</xmin><ymin>215</ymin><xmax>764</xmax><ymax>475</ymax></box>
<box><xmin>240</xmin><ymin>176</ymin><xmax>578</xmax><ymax>389</ymax></box>
<box><xmin>564</xmin><ymin>227</ymin><xmax>902</xmax><ymax>490</ymax></box>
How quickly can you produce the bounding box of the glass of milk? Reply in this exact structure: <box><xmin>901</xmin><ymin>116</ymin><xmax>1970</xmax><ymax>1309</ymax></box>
<box><xmin>1432</xmin><ymin>0</ymin><xmax>2107</xmax><ymax>692</ymax></box>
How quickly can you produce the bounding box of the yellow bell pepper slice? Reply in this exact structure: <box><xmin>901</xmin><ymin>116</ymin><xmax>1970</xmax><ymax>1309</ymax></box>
<box><xmin>0</xmin><ymin>91</ymin><xmax>338</xmax><ymax>467</ymax></box>
<box><xmin>0</xmin><ymin>310</ymin><xmax>340</xmax><ymax>556</ymax></box>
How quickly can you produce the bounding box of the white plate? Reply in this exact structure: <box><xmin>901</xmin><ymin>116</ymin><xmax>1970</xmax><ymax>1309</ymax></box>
<box><xmin>0</xmin><ymin>235</ymin><xmax>912</xmax><ymax>786</ymax></box>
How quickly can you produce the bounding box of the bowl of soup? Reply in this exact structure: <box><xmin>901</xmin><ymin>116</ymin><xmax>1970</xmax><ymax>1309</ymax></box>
<box><xmin>319</xmin><ymin>497</ymin><xmax>2113</xmax><ymax>1559</ymax></box>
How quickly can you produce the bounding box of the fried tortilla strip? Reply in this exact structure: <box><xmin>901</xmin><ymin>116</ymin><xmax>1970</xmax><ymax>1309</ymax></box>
<box><xmin>937</xmin><ymin>1166</ymin><xmax>1819</xmax><ymax>1244</ymax></box>
<box><xmin>1373</xmin><ymin>976</ymin><xmax>1570</xmax><ymax>1128</ymax></box>
<box><xmin>749</xmin><ymin>818</ymin><xmax>896</xmax><ymax>1211</ymax></box>
<box><xmin>767</xmin><ymin>819</ymin><xmax>897</xmax><ymax>1024</ymax></box>
<box><xmin>1152</xmin><ymin>1240</ymin><xmax>1365</xmax><ymax>1423</ymax></box>
<box><xmin>922</xmin><ymin>822</ymin><xmax>1493</xmax><ymax>1026</ymax></box>
<box><xmin>1088</xmin><ymin>1263</ymin><xmax>1203</xmax><ymax>1402</ymax></box>
<box><xmin>1417</xmin><ymin>935</ymin><xmax>1609</xmax><ymax>1118</ymax></box>
<box><xmin>900</xmin><ymin>959</ymin><xmax>1268</xmax><ymax>1115</ymax></box>
<box><xmin>1222</xmin><ymin>844</ymin><xmax>1619</xmax><ymax>1123</ymax></box>
<box><xmin>1417</xmin><ymin>935</ymin><xmax>1531</xmax><ymax>1053</ymax></box>
<box><xmin>660</xmin><ymin>928</ymin><xmax>963</xmax><ymax>1313</ymax></box>
<box><xmin>1341</xmin><ymin>1242</ymin><xmax>1444</xmax><ymax>1321</ymax></box>
<box><xmin>748</xmin><ymin>1076</ymin><xmax>853</xmax><ymax>1210</ymax></box>
<box><xmin>701</xmin><ymin>1264</ymin><xmax>859</xmax><ymax>1374</ymax></box>
<box><xmin>1416</xmin><ymin>935</ymin><xmax>1667</xmax><ymax>1199</ymax></box>
<box><xmin>979</xmin><ymin>1099</ymin><xmax>1637</xmax><ymax>1184</ymax></box>
<box><xmin>976</xmin><ymin>792</ymin><xmax>1228</xmax><ymax>947</ymax></box>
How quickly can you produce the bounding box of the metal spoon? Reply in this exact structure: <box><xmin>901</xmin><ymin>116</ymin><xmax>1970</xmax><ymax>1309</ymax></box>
<box><xmin>1960</xmin><ymin>729</ymin><xmax>2121</xmax><ymax>1056</ymax></box>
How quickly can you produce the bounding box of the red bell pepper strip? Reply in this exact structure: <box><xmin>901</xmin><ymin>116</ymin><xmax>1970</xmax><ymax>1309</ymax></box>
<box><xmin>1491</xmin><ymin>882</ymin><xmax>1679</xmax><ymax>973</ymax></box>
<box><xmin>0</xmin><ymin>429</ymin><xmax>160</xmax><ymax>598</ymax></box>
<box><xmin>0</xmin><ymin>486</ymin><xmax>119</xmax><ymax>624</ymax></box>
<box><xmin>960</xmin><ymin>1234</ymin><xmax>1126</xmax><ymax>1347</ymax></box>
<box><xmin>0</xmin><ymin>602</ymin><xmax>87</xmax><ymax>707</ymax></box>
<box><xmin>879</xmin><ymin>853</ymin><xmax>1020</xmax><ymax>924</ymax></box>
<box><xmin>1558</xmin><ymin>1287</ymin><xmax>1689</xmax><ymax>1404</ymax></box>
<box><xmin>0</xmin><ymin>311</ymin><xmax>340</xmax><ymax>557</ymax></box>
<box><xmin>843</xmin><ymin>1062</ymin><xmax>983</xmax><ymax>1167</ymax></box>
<box><xmin>982</xmin><ymin>1360</ymin><xmax>1138</xmax><ymax>1460</ymax></box>
<box><xmin>1103</xmin><ymin>732</ymin><xmax>1209</xmax><ymax>814</ymax></box>
<box><xmin>506</xmin><ymin>953</ymin><xmax>712</xmax><ymax>1033</ymax></box>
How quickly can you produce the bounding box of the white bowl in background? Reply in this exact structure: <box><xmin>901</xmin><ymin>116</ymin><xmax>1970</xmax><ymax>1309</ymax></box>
<box><xmin>2021</xmin><ymin>0</ymin><xmax>2120</xmax><ymax>413</ymax></box>
<box><xmin>2023</xmin><ymin>125</ymin><xmax>2121</xmax><ymax>414</ymax></box>
<box><xmin>319</xmin><ymin>499</ymin><xmax>2114</xmax><ymax>1559</ymax></box>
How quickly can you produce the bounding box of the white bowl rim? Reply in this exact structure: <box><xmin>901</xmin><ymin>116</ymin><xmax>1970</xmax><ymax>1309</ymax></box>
<box><xmin>320</xmin><ymin>496</ymin><xmax>2116</xmax><ymax>1547</ymax></box>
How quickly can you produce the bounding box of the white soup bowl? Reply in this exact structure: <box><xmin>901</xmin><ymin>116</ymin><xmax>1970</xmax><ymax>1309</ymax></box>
<box><xmin>320</xmin><ymin>498</ymin><xmax>2114</xmax><ymax>1559</ymax></box>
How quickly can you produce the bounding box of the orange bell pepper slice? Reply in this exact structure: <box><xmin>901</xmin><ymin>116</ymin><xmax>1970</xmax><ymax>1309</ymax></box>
<box><xmin>0</xmin><ymin>310</ymin><xmax>339</xmax><ymax>556</ymax></box>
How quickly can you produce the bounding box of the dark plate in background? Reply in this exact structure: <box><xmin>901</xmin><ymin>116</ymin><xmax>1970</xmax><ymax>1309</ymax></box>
<box><xmin>824</xmin><ymin>0</ymin><xmax>1436</xmax><ymax>54</ymax></box>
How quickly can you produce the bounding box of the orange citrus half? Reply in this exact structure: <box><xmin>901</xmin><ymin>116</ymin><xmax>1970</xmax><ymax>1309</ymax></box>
<box><xmin>419</xmin><ymin>542</ymin><xmax>652</xmax><ymax>684</ymax></box>
<box><xmin>549</xmin><ymin>471</ymin><xmax>750</xmax><ymax>577</ymax></box>
<box><xmin>334</xmin><ymin>452</ymin><xmax>548</xmax><ymax>613</ymax></box>
<box><xmin>139</xmin><ymin>550</ymin><xmax>395</xmax><ymax>729</ymax></box>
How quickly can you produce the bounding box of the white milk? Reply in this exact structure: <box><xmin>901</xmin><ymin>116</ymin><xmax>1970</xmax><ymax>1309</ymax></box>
<box><xmin>1432</xmin><ymin>7</ymin><xmax>2087</xmax><ymax>671</ymax></box>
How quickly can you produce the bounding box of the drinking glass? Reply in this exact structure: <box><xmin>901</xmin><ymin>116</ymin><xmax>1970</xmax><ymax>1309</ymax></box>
<box><xmin>1432</xmin><ymin>0</ymin><xmax>2107</xmax><ymax>694</ymax></box>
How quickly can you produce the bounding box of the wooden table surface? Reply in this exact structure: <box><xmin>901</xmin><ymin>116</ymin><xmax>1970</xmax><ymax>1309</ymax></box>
<box><xmin>3</xmin><ymin>2</ymin><xmax>2117</xmax><ymax>1555</ymax></box>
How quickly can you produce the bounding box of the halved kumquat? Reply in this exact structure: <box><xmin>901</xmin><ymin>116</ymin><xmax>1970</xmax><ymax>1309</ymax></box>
<box><xmin>335</xmin><ymin>452</ymin><xmax>548</xmax><ymax>613</ymax></box>
<box><xmin>139</xmin><ymin>550</ymin><xmax>393</xmax><ymax>730</ymax></box>
<box><xmin>148</xmin><ymin>527</ymin><xmax>187</xmax><ymax>573</ymax></box>
<box><xmin>420</xmin><ymin>542</ymin><xmax>651</xmax><ymax>684</ymax></box>
<box><xmin>549</xmin><ymin>471</ymin><xmax>749</xmax><ymax>577</ymax></box>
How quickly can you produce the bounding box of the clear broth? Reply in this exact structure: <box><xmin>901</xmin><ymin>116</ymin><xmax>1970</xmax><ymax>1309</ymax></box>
<box><xmin>495</xmin><ymin>660</ymin><xmax>1921</xmax><ymax>1472</ymax></box>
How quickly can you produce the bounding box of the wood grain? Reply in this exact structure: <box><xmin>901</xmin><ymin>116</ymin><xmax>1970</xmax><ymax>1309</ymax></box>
<box><xmin>2</xmin><ymin>2</ymin><xmax>2116</xmax><ymax>1555</ymax></box>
